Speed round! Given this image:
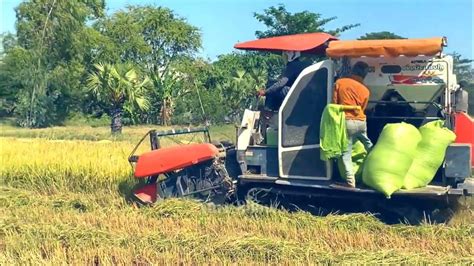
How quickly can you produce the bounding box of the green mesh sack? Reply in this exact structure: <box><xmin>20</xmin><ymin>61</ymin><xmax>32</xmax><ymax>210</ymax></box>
<box><xmin>362</xmin><ymin>123</ymin><xmax>421</xmax><ymax>198</ymax></box>
<box><xmin>403</xmin><ymin>120</ymin><xmax>456</xmax><ymax>189</ymax></box>
<box><xmin>337</xmin><ymin>141</ymin><xmax>367</xmax><ymax>181</ymax></box>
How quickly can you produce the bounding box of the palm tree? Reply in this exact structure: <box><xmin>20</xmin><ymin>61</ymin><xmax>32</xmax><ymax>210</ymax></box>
<box><xmin>87</xmin><ymin>63</ymin><xmax>150</xmax><ymax>134</ymax></box>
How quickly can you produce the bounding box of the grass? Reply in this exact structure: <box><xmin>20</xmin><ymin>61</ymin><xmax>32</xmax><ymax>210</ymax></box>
<box><xmin>1</xmin><ymin>124</ymin><xmax>473</xmax><ymax>264</ymax></box>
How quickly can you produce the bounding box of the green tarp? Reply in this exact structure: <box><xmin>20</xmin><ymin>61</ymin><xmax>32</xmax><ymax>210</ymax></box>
<box><xmin>362</xmin><ymin>122</ymin><xmax>421</xmax><ymax>198</ymax></box>
<box><xmin>403</xmin><ymin>120</ymin><xmax>456</xmax><ymax>189</ymax></box>
<box><xmin>320</xmin><ymin>104</ymin><xmax>348</xmax><ymax>161</ymax></box>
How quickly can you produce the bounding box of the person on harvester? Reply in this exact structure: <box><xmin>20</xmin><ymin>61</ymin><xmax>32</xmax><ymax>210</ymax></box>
<box><xmin>258</xmin><ymin>51</ymin><xmax>311</xmax><ymax>110</ymax></box>
<box><xmin>332</xmin><ymin>61</ymin><xmax>374</xmax><ymax>188</ymax></box>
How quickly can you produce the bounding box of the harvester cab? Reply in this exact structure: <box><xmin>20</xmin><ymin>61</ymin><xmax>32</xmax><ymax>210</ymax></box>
<box><xmin>128</xmin><ymin>33</ymin><xmax>473</xmax><ymax>210</ymax></box>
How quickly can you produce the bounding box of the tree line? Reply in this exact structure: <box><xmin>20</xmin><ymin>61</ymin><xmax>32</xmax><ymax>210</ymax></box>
<box><xmin>0</xmin><ymin>2</ymin><xmax>472</xmax><ymax>133</ymax></box>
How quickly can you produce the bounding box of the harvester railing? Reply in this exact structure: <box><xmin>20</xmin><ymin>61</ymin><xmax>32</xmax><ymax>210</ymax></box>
<box><xmin>128</xmin><ymin>127</ymin><xmax>211</xmax><ymax>164</ymax></box>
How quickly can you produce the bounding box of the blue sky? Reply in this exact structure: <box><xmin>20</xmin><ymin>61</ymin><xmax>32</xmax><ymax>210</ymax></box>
<box><xmin>1</xmin><ymin>0</ymin><xmax>473</xmax><ymax>60</ymax></box>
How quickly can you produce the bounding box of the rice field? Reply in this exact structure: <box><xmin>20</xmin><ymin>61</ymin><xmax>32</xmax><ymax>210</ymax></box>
<box><xmin>0</xmin><ymin>124</ymin><xmax>236</xmax><ymax>144</ymax></box>
<box><xmin>0</xmin><ymin>125</ymin><xmax>473</xmax><ymax>264</ymax></box>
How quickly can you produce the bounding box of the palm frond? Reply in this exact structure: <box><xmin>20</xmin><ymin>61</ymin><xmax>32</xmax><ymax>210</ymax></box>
<box><xmin>134</xmin><ymin>97</ymin><xmax>150</xmax><ymax>111</ymax></box>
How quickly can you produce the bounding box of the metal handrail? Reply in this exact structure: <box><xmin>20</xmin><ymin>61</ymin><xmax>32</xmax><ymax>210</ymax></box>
<box><xmin>128</xmin><ymin>127</ymin><xmax>211</xmax><ymax>165</ymax></box>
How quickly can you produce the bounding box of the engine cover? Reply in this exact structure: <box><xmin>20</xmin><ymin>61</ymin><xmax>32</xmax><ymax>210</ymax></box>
<box><xmin>134</xmin><ymin>143</ymin><xmax>219</xmax><ymax>178</ymax></box>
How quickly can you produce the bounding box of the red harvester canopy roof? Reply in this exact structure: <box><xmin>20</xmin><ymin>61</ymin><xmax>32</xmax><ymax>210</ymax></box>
<box><xmin>234</xmin><ymin>32</ymin><xmax>338</xmax><ymax>54</ymax></box>
<box><xmin>326</xmin><ymin>37</ymin><xmax>445</xmax><ymax>58</ymax></box>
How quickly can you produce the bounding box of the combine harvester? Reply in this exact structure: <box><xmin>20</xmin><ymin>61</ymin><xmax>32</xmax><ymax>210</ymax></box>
<box><xmin>128</xmin><ymin>33</ymin><xmax>473</xmax><ymax>220</ymax></box>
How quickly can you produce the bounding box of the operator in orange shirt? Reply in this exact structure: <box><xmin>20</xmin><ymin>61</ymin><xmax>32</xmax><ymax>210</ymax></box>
<box><xmin>332</xmin><ymin>61</ymin><xmax>374</xmax><ymax>188</ymax></box>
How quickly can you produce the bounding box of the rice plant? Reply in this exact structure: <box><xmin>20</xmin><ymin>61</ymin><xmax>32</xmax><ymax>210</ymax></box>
<box><xmin>0</xmin><ymin>132</ymin><xmax>473</xmax><ymax>264</ymax></box>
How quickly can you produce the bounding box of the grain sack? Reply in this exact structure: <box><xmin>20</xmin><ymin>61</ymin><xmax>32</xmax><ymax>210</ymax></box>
<box><xmin>362</xmin><ymin>123</ymin><xmax>421</xmax><ymax>198</ymax></box>
<box><xmin>337</xmin><ymin>141</ymin><xmax>367</xmax><ymax>181</ymax></box>
<box><xmin>403</xmin><ymin>120</ymin><xmax>456</xmax><ymax>189</ymax></box>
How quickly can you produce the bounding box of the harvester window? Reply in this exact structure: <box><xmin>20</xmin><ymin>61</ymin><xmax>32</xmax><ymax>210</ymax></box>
<box><xmin>381</xmin><ymin>65</ymin><xmax>402</xmax><ymax>74</ymax></box>
<box><xmin>282</xmin><ymin>68</ymin><xmax>328</xmax><ymax>147</ymax></box>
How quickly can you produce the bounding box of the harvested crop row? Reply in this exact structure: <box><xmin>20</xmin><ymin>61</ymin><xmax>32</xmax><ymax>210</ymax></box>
<box><xmin>1</xmin><ymin>187</ymin><xmax>473</xmax><ymax>264</ymax></box>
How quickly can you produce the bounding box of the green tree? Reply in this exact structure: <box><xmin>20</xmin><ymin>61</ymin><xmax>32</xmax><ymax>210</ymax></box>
<box><xmin>149</xmin><ymin>62</ymin><xmax>187</xmax><ymax>126</ymax></box>
<box><xmin>0</xmin><ymin>34</ymin><xmax>19</xmax><ymax>116</ymax></box>
<box><xmin>451</xmin><ymin>52</ymin><xmax>474</xmax><ymax>83</ymax></box>
<box><xmin>358</xmin><ymin>31</ymin><xmax>405</xmax><ymax>40</ymax></box>
<box><xmin>95</xmin><ymin>6</ymin><xmax>201</xmax><ymax>124</ymax></box>
<box><xmin>451</xmin><ymin>52</ymin><xmax>474</xmax><ymax>116</ymax></box>
<box><xmin>1</xmin><ymin>33</ymin><xmax>17</xmax><ymax>55</ymax></box>
<box><xmin>0</xmin><ymin>47</ymin><xmax>51</xmax><ymax>125</ymax></box>
<box><xmin>1</xmin><ymin>0</ymin><xmax>105</xmax><ymax>127</ymax></box>
<box><xmin>170</xmin><ymin>54</ymin><xmax>269</xmax><ymax>125</ymax></box>
<box><xmin>217</xmin><ymin>68</ymin><xmax>267</xmax><ymax>121</ymax></box>
<box><xmin>250</xmin><ymin>4</ymin><xmax>357</xmax><ymax>105</ymax></box>
<box><xmin>93</xmin><ymin>11</ymin><xmax>148</xmax><ymax>64</ymax></box>
<box><xmin>196</xmin><ymin>54</ymin><xmax>268</xmax><ymax>123</ymax></box>
<box><xmin>254</xmin><ymin>4</ymin><xmax>359</xmax><ymax>38</ymax></box>
<box><xmin>87</xmin><ymin>63</ymin><xmax>150</xmax><ymax>133</ymax></box>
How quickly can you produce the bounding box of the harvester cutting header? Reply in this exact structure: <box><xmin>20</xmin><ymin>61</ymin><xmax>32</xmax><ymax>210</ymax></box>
<box><xmin>128</xmin><ymin>33</ymin><xmax>473</xmax><ymax>213</ymax></box>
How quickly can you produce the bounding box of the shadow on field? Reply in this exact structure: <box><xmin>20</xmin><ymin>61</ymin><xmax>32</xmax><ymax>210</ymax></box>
<box><xmin>240</xmin><ymin>188</ymin><xmax>470</xmax><ymax>225</ymax></box>
<box><xmin>117</xmin><ymin>180</ymin><xmax>471</xmax><ymax>225</ymax></box>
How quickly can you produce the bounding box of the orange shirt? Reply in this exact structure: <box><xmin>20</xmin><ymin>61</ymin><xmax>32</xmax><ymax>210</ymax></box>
<box><xmin>332</xmin><ymin>75</ymin><xmax>370</xmax><ymax>120</ymax></box>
